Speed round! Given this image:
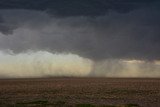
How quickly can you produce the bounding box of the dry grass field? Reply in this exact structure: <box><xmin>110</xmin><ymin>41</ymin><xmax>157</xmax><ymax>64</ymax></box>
<box><xmin>0</xmin><ymin>78</ymin><xmax>159</xmax><ymax>107</ymax></box>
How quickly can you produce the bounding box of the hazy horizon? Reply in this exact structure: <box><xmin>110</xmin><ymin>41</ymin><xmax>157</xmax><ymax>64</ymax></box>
<box><xmin>0</xmin><ymin>0</ymin><xmax>160</xmax><ymax>78</ymax></box>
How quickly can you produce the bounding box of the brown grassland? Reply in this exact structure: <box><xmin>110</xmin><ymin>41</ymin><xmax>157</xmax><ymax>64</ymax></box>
<box><xmin>0</xmin><ymin>78</ymin><xmax>159</xmax><ymax>107</ymax></box>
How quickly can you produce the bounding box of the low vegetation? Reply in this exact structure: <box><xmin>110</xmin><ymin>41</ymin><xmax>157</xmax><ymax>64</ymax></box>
<box><xmin>0</xmin><ymin>78</ymin><xmax>159</xmax><ymax>107</ymax></box>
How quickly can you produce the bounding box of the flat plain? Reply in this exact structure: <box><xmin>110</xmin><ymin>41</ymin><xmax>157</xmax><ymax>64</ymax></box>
<box><xmin>0</xmin><ymin>78</ymin><xmax>159</xmax><ymax>107</ymax></box>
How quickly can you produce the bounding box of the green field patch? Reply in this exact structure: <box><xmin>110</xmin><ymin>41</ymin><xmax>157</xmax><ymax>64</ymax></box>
<box><xmin>17</xmin><ymin>100</ymin><xmax>48</xmax><ymax>105</ymax></box>
<box><xmin>16</xmin><ymin>100</ymin><xmax>66</xmax><ymax>107</ymax></box>
<box><xmin>54</xmin><ymin>101</ymin><xmax>66</xmax><ymax>106</ymax></box>
<box><xmin>16</xmin><ymin>100</ymin><xmax>49</xmax><ymax>107</ymax></box>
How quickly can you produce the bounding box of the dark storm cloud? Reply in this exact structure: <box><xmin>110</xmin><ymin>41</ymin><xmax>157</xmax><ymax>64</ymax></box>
<box><xmin>0</xmin><ymin>0</ymin><xmax>159</xmax><ymax>34</ymax></box>
<box><xmin>0</xmin><ymin>16</ymin><xmax>15</xmax><ymax>35</ymax></box>
<box><xmin>0</xmin><ymin>0</ymin><xmax>160</xmax><ymax>61</ymax></box>
<box><xmin>0</xmin><ymin>0</ymin><xmax>158</xmax><ymax>16</ymax></box>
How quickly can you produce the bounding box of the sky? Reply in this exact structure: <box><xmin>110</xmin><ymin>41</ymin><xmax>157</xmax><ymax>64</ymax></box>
<box><xmin>0</xmin><ymin>0</ymin><xmax>160</xmax><ymax>78</ymax></box>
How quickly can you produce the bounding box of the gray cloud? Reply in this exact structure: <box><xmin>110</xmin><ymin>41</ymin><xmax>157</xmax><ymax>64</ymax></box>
<box><xmin>0</xmin><ymin>0</ymin><xmax>158</xmax><ymax>17</ymax></box>
<box><xmin>0</xmin><ymin>16</ymin><xmax>14</xmax><ymax>34</ymax></box>
<box><xmin>0</xmin><ymin>1</ymin><xmax>160</xmax><ymax>78</ymax></box>
<box><xmin>0</xmin><ymin>6</ymin><xmax>160</xmax><ymax>61</ymax></box>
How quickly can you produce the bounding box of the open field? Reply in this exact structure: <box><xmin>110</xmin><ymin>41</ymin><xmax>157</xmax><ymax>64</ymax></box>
<box><xmin>0</xmin><ymin>78</ymin><xmax>159</xmax><ymax>107</ymax></box>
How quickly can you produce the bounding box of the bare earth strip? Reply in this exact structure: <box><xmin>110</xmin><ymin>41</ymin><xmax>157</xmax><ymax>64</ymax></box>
<box><xmin>0</xmin><ymin>78</ymin><xmax>159</xmax><ymax>107</ymax></box>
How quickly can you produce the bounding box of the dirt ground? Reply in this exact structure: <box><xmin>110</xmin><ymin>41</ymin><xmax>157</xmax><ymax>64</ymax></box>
<box><xmin>0</xmin><ymin>78</ymin><xmax>159</xmax><ymax>107</ymax></box>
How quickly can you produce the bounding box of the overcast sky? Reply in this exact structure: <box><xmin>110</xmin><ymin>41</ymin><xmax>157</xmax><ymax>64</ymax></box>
<box><xmin>0</xmin><ymin>0</ymin><xmax>160</xmax><ymax>78</ymax></box>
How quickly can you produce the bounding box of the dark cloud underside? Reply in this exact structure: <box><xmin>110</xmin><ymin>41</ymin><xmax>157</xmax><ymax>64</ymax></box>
<box><xmin>0</xmin><ymin>0</ymin><xmax>160</xmax><ymax>61</ymax></box>
<box><xmin>0</xmin><ymin>0</ymin><xmax>158</xmax><ymax>16</ymax></box>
